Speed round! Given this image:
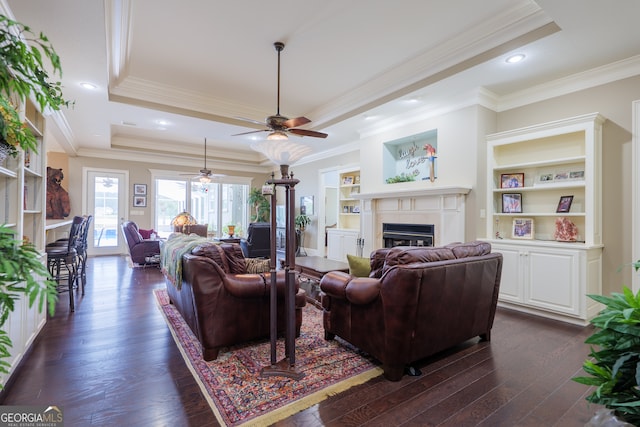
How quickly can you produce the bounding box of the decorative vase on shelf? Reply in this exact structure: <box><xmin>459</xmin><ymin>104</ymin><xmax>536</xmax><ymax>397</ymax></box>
<box><xmin>554</xmin><ymin>217</ymin><xmax>578</xmax><ymax>242</ymax></box>
<box><xmin>227</xmin><ymin>225</ymin><xmax>235</xmax><ymax>238</ymax></box>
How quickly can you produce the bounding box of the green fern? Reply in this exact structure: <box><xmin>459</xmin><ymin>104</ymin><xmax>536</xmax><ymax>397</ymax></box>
<box><xmin>573</xmin><ymin>284</ymin><xmax>640</xmax><ymax>424</ymax></box>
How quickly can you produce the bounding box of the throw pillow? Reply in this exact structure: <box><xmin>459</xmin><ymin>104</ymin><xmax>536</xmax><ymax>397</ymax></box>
<box><xmin>245</xmin><ymin>258</ymin><xmax>271</xmax><ymax>274</ymax></box>
<box><xmin>347</xmin><ymin>254</ymin><xmax>371</xmax><ymax>277</ymax></box>
<box><xmin>138</xmin><ymin>228</ymin><xmax>155</xmax><ymax>239</ymax></box>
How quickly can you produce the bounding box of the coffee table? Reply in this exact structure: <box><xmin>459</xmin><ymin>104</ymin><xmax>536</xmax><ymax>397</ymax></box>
<box><xmin>294</xmin><ymin>256</ymin><xmax>349</xmax><ymax>307</ymax></box>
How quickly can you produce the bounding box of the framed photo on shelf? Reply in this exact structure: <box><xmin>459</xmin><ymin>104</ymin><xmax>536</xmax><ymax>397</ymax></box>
<box><xmin>342</xmin><ymin>176</ymin><xmax>354</xmax><ymax>185</ymax></box>
<box><xmin>512</xmin><ymin>218</ymin><xmax>534</xmax><ymax>239</ymax></box>
<box><xmin>500</xmin><ymin>173</ymin><xmax>524</xmax><ymax>188</ymax></box>
<box><xmin>134</xmin><ymin>184</ymin><xmax>147</xmax><ymax>195</ymax></box>
<box><xmin>554</xmin><ymin>171</ymin><xmax>569</xmax><ymax>181</ymax></box>
<box><xmin>502</xmin><ymin>193</ymin><xmax>522</xmax><ymax>213</ymax></box>
<box><xmin>133</xmin><ymin>196</ymin><xmax>147</xmax><ymax>207</ymax></box>
<box><xmin>569</xmin><ymin>170</ymin><xmax>585</xmax><ymax>180</ymax></box>
<box><xmin>556</xmin><ymin>195</ymin><xmax>574</xmax><ymax>213</ymax></box>
<box><xmin>537</xmin><ymin>173</ymin><xmax>554</xmax><ymax>184</ymax></box>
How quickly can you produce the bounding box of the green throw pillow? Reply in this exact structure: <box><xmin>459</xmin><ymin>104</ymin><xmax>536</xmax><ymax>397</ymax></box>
<box><xmin>347</xmin><ymin>254</ymin><xmax>371</xmax><ymax>277</ymax></box>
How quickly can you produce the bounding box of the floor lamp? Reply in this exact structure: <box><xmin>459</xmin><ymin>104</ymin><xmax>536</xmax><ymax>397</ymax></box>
<box><xmin>252</xmin><ymin>139</ymin><xmax>312</xmax><ymax>380</ymax></box>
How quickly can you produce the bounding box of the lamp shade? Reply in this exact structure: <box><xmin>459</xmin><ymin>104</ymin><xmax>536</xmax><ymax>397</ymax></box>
<box><xmin>171</xmin><ymin>211</ymin><xmax>197</xmax><ymax>228</ymax></box>
<box><xmin>251</xmin><ymin>139</ymin><xmax>312</xmax><ymax>166</ymax></box>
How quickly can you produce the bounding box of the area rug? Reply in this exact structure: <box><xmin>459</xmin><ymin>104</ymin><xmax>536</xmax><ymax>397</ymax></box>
<box><xmin>154</xmin><ymin>289</ymin><xmax>383</xmax><ymax>426</ymax></box>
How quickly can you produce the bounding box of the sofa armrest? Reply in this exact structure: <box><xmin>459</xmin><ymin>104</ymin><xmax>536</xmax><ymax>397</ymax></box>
<box><xmin>223</xmin><ymin>274</ymin><xmax>266</xmax><ymax>298</ymax></box>
<box><xmin>321</xmin><ymin>271</ymin><xmax>381</xmax><ymax>305</ymax></box>
<box><xmin>346</xmin><ymin>278</ymin><xmax>381</xmax><ymax>305</ymax></box>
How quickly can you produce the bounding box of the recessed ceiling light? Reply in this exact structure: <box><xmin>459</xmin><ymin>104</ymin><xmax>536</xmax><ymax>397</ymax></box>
<box><xmin>79</xmin><ymin>82</ymin><xmax>97</xmax><ymax>89</ymax></box>
<box><xmin>505</xmin><ymin>54</ymin><xmax>526</xmax><ymax>64</ymax></box>
<box><xmin>155</xmin><ymin>119</ymin><xmax>170</xmax><ymax>126</ymax></box>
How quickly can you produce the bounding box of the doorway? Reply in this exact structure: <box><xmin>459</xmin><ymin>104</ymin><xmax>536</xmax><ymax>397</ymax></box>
<box><xmin>84</xmin><ymin>168</ymin><xmax>129</xmax><ymax>256</ymax></box>
<box><xmin>317</xmin><ymin>168</ymin><xmax>340</xmax><ymax>256</ymax></box>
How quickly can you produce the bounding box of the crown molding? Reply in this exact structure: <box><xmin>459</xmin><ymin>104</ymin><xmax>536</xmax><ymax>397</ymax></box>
<box><xmin>498</xmin><ymin>54</ymin><xmax>640</xmax><ymax>111</ymax></box>
<box><xmin>295</xmin><ymin>141</ymin><xmax>360</xmax><ymax>166</ymax></box>
<box><xmin>76</xmin><ymin>146</ymin><xmax>271</xmax><ymax>174</ymax></box>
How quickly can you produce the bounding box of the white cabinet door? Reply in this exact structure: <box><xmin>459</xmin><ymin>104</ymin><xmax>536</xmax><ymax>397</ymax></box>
<box><xmin>327</xmin><ymin>229</ymin><xmax>359</xmax><ymax>261</ymax></box>
<box><xmin>525</xmin><ymin>247</ymin><xmax>580</xmax><ymax>316</ymax></box>
<box><xmin>326</xmin><ymin>230</ymin><xmax>342</xmax><ymax>260</ymax></box>
<box><xmin>491</xmin><ymin>241</ymin><xmax>596</xmax><ymax>323</ymax></box>
<box><xmin>493</xmin><ymin>245</ymin><xmax>524</xmax><ymax>304</ymax></box>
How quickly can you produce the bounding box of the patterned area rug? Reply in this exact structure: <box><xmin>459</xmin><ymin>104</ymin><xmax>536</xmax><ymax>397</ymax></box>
<box><xmin>154</xmin><ymin>289</ymin><xmax>382</xmax><ymax>426</ymax></box>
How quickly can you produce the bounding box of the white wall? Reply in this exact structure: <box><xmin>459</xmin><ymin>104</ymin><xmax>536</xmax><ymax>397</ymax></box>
<box><xmin>359</xmin><ymin>105</ymin><xmax>494</xmax><ymax>242</ymax></box>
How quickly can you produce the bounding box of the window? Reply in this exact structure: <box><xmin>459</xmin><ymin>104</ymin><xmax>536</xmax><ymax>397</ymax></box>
<box><xmin>153</xmin><ymin>175</ymin><xmax>250</xmax><ymax>238</ymax></box>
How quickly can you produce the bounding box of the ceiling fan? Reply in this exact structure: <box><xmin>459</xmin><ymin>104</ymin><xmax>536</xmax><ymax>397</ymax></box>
<box><xmin>180</xmin><ymin>138</ymin><xmax>224</xmax><ymax>183</ymax></box>
<box><xmin>233</xmin><ymin>42</ymin><xmax>328</xmax><ymax>140</ymax></box>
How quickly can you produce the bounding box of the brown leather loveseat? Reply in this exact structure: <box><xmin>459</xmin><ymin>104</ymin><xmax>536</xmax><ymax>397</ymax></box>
<box><xmin>320</xmin><ymin>241</ymin><xmax>502</xmax><ymax>381</ymax></box>
<box><xmin>163</xmin><ymin>235</ymin><xmax>306</xmax><ymax>361</ymax></box>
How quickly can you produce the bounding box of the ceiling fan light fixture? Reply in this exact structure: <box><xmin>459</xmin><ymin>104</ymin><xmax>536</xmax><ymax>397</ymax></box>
<box><xmin>199</xmin><ymin>175</ymin><xmax>212</xmax><ymax>184</ymax></box>
<box><xmin>251</xmin><ymin>139</ymin><xmax>312</xmax><ymax>166</ymax></box>
<box><xmin>267</xmin><ymin>130</ymin><xmax>288</xmax><ymax>140</ymax></box>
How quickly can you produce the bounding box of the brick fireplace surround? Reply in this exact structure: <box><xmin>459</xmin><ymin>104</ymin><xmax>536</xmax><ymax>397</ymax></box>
<box><xmin>356</xmin><ymin>186</ymin><xmax>471</xmax><ymax>255</ymax></box>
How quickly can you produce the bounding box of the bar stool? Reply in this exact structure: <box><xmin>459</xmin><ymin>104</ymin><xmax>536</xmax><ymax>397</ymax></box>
<box><xmin>46</xmin><ymin>215</ymin><xmax>84</xmax><ymax>311</ymax></box>
<box><xmin>75</xmin><ymin>215</ymin><xmax>92</xmax><ymax>293</ymax></box>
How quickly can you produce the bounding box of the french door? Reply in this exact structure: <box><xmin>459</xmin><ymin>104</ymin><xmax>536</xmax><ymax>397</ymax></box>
<box><xmin>84</xmin><ymin>168</ymin><xmax>128</xmax><ymax>256</ymax></box>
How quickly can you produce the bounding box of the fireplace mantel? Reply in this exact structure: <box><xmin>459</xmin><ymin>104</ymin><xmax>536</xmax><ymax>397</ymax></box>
<box><xmin>356</xmin><ymin>185</ymin><xmax>472</xmax><ymax>254</ymax></box>
<box><xmin>355</xmin><ymin>186</ymin><xmax>471</xmax><ymax>201</ymax></box>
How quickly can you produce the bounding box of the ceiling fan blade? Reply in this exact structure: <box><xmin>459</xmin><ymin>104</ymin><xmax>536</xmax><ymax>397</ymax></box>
<box><xmin>283</xmin><ymin>116</ymin><xmax>311</xmax><ymax>128</ymax></box>
<box><xmin>234</xmin><ymin>116</ymin><xmax>267</xmax><ymax>126</ymax></box>
<box><xmin>289</xmin><ymin>128</ymin><xmax>328</xmax><ymax>138</ymax></box>
<box><xmin>232</xmin><ymin>129</ymin><xmax>268</xmax><ymax>136</ymax></box>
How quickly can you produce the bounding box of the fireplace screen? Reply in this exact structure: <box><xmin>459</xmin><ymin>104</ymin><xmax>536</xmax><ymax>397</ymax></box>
<box><xmin>382</xmin><ymin>223</ymin><xmax>434</xmax><ymax>248</ymax></box>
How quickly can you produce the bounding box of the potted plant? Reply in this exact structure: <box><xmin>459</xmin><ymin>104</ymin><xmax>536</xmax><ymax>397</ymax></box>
<box><xmin>573</xmin><ymin>261</ymin><xmax>640</xmax><ymax>426</ymax></box>
<box><xmin>248</xmin><ymin>187</ymin><xmax>270</xmax><ymax>222</ymax></box>
<box><xmin>0</xmin><ymin>15</ymin><xmax>71</xmax><ymax>162</ymax></box>
<box><xmin>0</xmin><ymin>225</ymin><xmax>57</xmax><ymax>377</ymax></box>
<box><xmin>295</xmin><ymin>213</ymin><xmax>311</xmax><ymax>231</ymax></box>
<box><xmin>385</xmin><ymin>172</ymin><xmax>416</xmax><ymax>184</ymax></box>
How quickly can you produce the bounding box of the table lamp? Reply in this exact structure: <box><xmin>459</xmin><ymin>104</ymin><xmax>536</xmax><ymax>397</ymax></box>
<box><xmin>171</xmin><ymin>211</ymin><xmax>197</xmax><ymax>233</ymax></box>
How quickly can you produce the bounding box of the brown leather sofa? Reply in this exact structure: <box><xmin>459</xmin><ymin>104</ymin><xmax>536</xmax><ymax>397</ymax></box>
<box><xmin>320</xmin><ymin>241</ymin><xmax>502</xmax><ymax>381</ymax></box>
<box><xmin>164</xmin><ymin>239</ymin><xmax>306</xmax><ymax>361</ymax></box>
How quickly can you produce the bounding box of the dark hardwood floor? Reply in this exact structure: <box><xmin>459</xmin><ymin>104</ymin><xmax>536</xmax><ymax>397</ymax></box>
<box><xmin>0</xmin><ymin>255</ymin><xmax>602</xmax><ymax>426</ymax></box>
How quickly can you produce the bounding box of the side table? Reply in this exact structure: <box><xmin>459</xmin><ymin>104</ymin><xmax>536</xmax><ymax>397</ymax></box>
<box><xmin>294</xmin><ymin>256</ymin><xmax>349</xmax><ymax>307</ymax></box>
<box><xmin>215</xmin><ymin>237</ymin><xmax>241</xmax><ymax>244</ymax></box>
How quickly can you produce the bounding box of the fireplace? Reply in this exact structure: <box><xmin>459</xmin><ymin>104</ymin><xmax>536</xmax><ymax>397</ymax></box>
<box><xmin>356</xmin><ymin>186</ymin><xmax>470</xmax><ymax>254</ymax></box>
<box><xmin>383</xmin><ymin>223</ymin><xmax>434</xmax><ymax>248</ymax></box>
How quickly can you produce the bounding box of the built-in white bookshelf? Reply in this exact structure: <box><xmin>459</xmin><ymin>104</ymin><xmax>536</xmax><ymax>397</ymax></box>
<box><xmin>484</xmin><ymin>113</ymin><xmax>605</xmax><ymax>325</ymax></box>
<box><xmin>0</xmin><ymin>98</ymin><xmax>48</xmax><ymax>386</ymax></box>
